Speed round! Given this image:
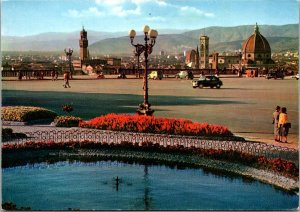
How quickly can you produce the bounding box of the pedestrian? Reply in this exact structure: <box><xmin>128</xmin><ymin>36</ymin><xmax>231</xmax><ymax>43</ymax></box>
<box><xmin>272</xmin><ymin>106</ymin><xmax>280</xmax><ymax>142</ymax></box>
<box><xmin>18</xmin><ymin>71</ymin><xmax>23</xmax><ymax>80</ymax></box>
<box><xmin>55</xmin><ymin>71</ymin><xmax>59</xmax><ymax>80</ymax></box>
<box><xmin>278</xmin><ymin>107</ymin><xmax>290</xmax><ymax>143</ymax></box>
<box><xmin>51</xmin><ymin>70</ymin><xmax>55</xmax><ymax>81</ymax></box>
<box><xmin>63</xmin><ymin>72</ymin><xmax>71</xmax><ymax>88</ymax></box>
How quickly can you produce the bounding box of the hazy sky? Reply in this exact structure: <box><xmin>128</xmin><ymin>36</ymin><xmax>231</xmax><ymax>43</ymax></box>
<box><xmin>2</xmin><ymin>0</ymin><xmax>299</xmax><ymax>36</ymax></box>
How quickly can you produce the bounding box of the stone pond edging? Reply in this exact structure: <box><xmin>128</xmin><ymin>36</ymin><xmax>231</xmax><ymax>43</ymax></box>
<box><xmin>3</xmin><ymin>148</ymin><xmax>298</xmax><ymax>192</ymax></box>
<box><xmin>2</xmin><ymin>126</ymin><xmax>299</xmax><ymax>192</ymax></box>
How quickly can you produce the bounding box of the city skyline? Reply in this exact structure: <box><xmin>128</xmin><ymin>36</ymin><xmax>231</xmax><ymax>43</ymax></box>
<box><xmin>2</xmin><ymin>0</ymin><xmax>299</xmax><ymax>36</ymax></box>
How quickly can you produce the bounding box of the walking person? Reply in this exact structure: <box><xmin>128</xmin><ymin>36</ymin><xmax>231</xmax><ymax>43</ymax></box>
<box><xmin>278</xmin><ymin>107</ymin><xmax>290</xmax><ymax>143</ymax></box>
<box><xmin>272</xmin><ymin>106</ymin><xmax>280</xmax><ymax>142</ymax></box>
<box><xmin>51</xmin><ymin>70</ymin><xmax>55</xmax><ymax>81</ymax></box>
<box><xmin>63</xmin><ymin>71</ymin><xmax>71</xmax><ymax>88</ymax></box>
<box><xmin>55</xmin><ymin>71</ymin><xmax>59</xmax><ymax>80</ymax></box>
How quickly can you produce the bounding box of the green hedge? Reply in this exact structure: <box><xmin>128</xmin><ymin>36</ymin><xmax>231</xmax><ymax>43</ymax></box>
<box><xmin>1</xmin><ymin>106</ymin><xmax>57</xmax><ymax>122</ymax></box>
<box><xmin>54</xmin><ymin>116</ymin><xmax>82</xmax><ymax>127</ymax></box>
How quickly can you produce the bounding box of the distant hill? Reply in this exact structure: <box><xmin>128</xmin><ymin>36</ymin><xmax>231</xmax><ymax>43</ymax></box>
<box><xmin>1</xmin><ymin>31</ymin><xmax>123</xmax><ymax>52</ymax></box>
<box><xmin>2</xmin><ymin>24</ymin><xmax>298</xmax><ymax>53</ymax></box>
<box><xmin>183</xmin><ymin>24</ymin><xmax>298</xmax><ymax>43</ymax></box>
<box><xmin>1</xmin><ymin>29</ymin><xmax>186</xmax><ymax>52</ymax></box>
<box><xmin>90</xmin><ymin>24</ymin><xmax>299</xmax><ymax>55</ymax></box>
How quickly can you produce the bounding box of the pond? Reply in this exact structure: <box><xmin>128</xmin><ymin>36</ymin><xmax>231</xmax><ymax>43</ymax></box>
<box><xmin>2</xmin><ymin>161</ymin><xmax>298</xmax><ymax>210</ymax></box>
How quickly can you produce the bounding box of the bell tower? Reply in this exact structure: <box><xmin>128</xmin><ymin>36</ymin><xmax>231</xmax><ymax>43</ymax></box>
<box><xmin>79</xmin><ymin>26</ymin><xmax>88</xmax><ymax>61</ymax></box>
<box><xmin>200</xmin><ymin>35</ymin><xmax>209</xmax><ymax>69</ymax></box>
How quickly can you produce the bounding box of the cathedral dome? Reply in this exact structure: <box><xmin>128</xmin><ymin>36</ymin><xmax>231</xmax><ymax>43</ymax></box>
<box><xmin>242</xmin><ymin>23</ymin><xmax>271</xmax><ymax>53</ymax></box>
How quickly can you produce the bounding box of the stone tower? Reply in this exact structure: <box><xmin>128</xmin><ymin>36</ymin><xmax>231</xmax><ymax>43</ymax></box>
<box><xmin>79</xmin><ymin>26</ymin><xmax>88</xmax><ymax>61</ymax></box>
<box><xmin>200</xmin><ymin>35</ymin><xmax>209</xmax><ymax>69</ymax></box>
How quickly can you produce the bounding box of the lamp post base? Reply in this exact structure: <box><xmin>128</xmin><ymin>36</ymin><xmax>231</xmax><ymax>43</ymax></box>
<box><xmin>136</xmin><ymin>103</ymin><xmax>154</xmax><ymax>116</ymax></box>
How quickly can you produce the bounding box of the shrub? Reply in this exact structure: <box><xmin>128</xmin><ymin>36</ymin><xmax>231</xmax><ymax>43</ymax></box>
<box><xmin>80</xmin><ymin>113</ymin><xmax>233</xmax><ymax>137</ymax></box>
<box><xmin>54</xmin><ymin>116</ymin><xmax>82</xmax><ymax>127</ymax></box>
<box><xmin>62</xmin><ymin>104</ymin><xmax>73</xmax><ymax>113</ymax></box>
<box><xmin>2</xmin><ymin>128</ymin><xmax>13</xmax><ymax>136</ymax></box>
<box><xmin>1</xmin><ymin>106</ymin><xmax>57</xmax><ymax>122</ymax></box>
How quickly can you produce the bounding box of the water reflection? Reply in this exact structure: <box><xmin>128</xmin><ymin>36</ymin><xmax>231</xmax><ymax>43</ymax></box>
<box><xmin>2</xmin><ymin>161</ymin><xmax>298</xmax><ymax>210</ymax></box>
<box><xmin>143</xmin><ymin>165</ymin><xmax>151</xmax><ymax>210</ymax></box>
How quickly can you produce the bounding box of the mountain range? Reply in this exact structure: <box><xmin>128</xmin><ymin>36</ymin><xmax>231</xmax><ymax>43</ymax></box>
<box><xmin>2</xmin><ymin>24</ymin><xmax>298</xmax><ymax>54</ymax></box>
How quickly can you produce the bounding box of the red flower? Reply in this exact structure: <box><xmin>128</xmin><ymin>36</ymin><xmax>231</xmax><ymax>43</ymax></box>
<box><xmin>79</xmin><ymin>113</ymin><xmax>233</xmax><ymax>137</ymax></box>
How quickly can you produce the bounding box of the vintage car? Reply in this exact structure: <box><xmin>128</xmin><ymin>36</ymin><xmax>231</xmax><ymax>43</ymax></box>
<box><xmin>192</xmin><ymin>75</ymin><xmax>223</xmax><ymax>89</ymax></box>
<box><xmin>292</xmin><ymin>73</ymin><xmax>299</xmax><ymax>80</ymax></box>
<box><xmin>265</xmin><ymin>71</ymin><xmax>284</xmax><ymax>80</ymax></box>
<box><xmin>148</xmin><ymin>70</ymin><xmax>163</xmax><ymax>80</ymax></box>
<box><xmin>175</xmin><ymin>71</ymin><xmax>194</xmax><ymax>79</ymax></box>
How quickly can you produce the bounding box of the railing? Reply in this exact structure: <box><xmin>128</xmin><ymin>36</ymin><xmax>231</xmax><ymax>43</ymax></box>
<box><xmin>3</xmin><ymin>129</ymin><xmax>298</xmax><ymax>162</ymax></box>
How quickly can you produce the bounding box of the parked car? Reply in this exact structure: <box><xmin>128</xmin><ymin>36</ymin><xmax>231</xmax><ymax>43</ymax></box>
<box><xmin>117</xmin><ymin>72</ymin><xmax>126</xmax><ymax>79</ymax></box>
<box><xmin>292</xmin><ymin>73</ymin><xmax>299</xmax><ymax>80</ymax></box>
<box><xmin>148</xmin><ymin>70</ymin><xmax>163</xmax><ymax>80</ymax></box>
<box><xmin>192</xmin><ymin>75</ymin><xmax>223</xmax><ymax>89</ymax></box>
<box><xmin>265</xmin><ymin>71</ymin><xmax>284</xmax><ymax>80</ymax></box>
<box><xmin>175</xmin><ymin>71</ymin><xmax>194</xmax><ymax>79</ymax></box>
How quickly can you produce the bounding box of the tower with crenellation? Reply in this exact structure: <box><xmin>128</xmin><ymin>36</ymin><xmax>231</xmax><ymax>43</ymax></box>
<box><xmin>79</xmin><ymin>26</ymin><xmax>89</xmax><ymax>61</ymax></box>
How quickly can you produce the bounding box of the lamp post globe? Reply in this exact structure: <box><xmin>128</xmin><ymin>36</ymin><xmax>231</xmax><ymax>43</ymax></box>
<box><xmin>143</xmin><ymin>25</ymin><xmax>150</xmax><ymax>34</ymax></box>
<box><xmin>129</xmin><ymin>29</ymin><xmax>136</xmax><ymax>39</ymax></box>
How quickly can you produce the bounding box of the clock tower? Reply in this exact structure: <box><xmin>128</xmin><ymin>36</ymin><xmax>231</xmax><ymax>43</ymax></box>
<box><xmin>79</xmin><ymin>26</ymin><xmax>88</xmax><ymax>61</ymax></box>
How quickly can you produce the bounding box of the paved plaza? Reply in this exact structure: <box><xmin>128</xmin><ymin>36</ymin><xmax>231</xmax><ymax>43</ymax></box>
<box><xmin>2</xmin><ymin>76</ymin><xmax>299</xmax><ymax>149</ymax></box>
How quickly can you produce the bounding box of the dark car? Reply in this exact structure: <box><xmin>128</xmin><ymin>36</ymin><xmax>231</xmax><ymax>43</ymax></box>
<box><xmin>265</xmin><ymin>71</ymin><xmax>284</xmax><ymax>80</ymax></box>
<box><xmin>192</xmin><ymin>75</ymin><xmax>223</xmax><ymax>89</ymax></box>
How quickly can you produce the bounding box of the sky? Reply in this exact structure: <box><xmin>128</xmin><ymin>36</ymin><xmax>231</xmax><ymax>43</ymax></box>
<box><xmin>1</xmin><ymin>0</ymin><xmax>299</xmax><ymax>36</ymax></box>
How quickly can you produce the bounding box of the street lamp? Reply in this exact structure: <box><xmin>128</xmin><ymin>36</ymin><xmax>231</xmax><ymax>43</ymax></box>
<box><xmin>134</xmin><ymin>48</ymin><xmax>143</xmax><ymax>78</ymax></box>
<box><xmin>238</xmin><ymin>49</ymin><xmax>242</xmax><ymax>77</ymax></box>
<box><xmin>129</xmin><ymin>25</ymin><xmax>158</xmax><ymax>116</ymax></box>
<box><xmin>64</xmin><ymin>48</ymin><xmax>73</xmax><ymax>78</ymax></box>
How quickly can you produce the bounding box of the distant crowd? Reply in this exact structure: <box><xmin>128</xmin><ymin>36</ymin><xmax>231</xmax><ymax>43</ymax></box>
<box><xmin>17</xmin><ymin>70</ymin><xmax>59</xmax><ymax>81</ymax></box>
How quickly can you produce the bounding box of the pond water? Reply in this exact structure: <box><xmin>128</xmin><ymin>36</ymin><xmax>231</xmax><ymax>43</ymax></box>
<box><xmin>2</xmin><ymin>161</ymin><xmax>298</xmax><ymax>210</ymax></box>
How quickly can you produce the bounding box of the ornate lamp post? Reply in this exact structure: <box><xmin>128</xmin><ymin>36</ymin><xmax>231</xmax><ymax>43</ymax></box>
<box><xmin>129</xmin><ymin>25</ymin><xmax>158</xmax><ymax>116</ymax></box>
<box><xmin>134</xmin><ymin>48</ymin><xmax>143</xmax><ymax>78</ymax></box>
<box><xmin>64</xmin><ymin>48</ymin><xmax>73</xmax><ymax>78</ymax></box>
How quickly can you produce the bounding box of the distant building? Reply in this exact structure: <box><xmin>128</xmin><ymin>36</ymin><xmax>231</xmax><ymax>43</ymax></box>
<box><xmin>209</xmin><ymin>55</ymin><xmax>241</xmax><ymax>70</ymax></box>
<box><xmin>242</xmin><ymin>23</ymin><xmax>274</xmax><ymax>67</ymax></box>
<box><xmin>107</xmin><ymin>57</ymin><xmax>121</xmax><ymax>66</ymax></box>
<box><xmin>79</xmin><ymin>26</ymin><xmax>89</xmax><ymax>61</ymax></box>
<box><xmin>195</xmin><ymin>46</ymin><xmax>200</xmax><ymax>69</ymax></box>
<box><xmin>200</xmin><ymin>35</ymin><xmax>209</xmax><ymax>69</ymax></box>
<box><xmin>185</xmin><ymin>49</ymin><xmax>197</xmax><ymax>67</ymax></box>
<box><xmin>211</xmin><ymin>52</ymin><xmax>219</xmax><ymax>70</ymax></box>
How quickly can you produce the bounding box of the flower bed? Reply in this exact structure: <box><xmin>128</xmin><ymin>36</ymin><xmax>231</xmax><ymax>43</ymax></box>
<box><xmin>79</xmin><ymin>113</ymin><xmax>233</xmax><ymax>137</ymax></box>
<box><xmin>3</xmin><ymin>140</ymin><xmax>298</xmax><ymax>178</ymax></box>
<box><xmin>1</xmin><ymin>106</ymin><xmax>57</xmax><ymax>122</ymax></box>
<box><xmin>54</xmin><ymin>116</ymin><xmax>82</xmax><ymax>127</ymax></box>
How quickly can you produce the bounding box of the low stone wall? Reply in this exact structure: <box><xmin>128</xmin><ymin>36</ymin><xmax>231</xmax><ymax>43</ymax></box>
<box><xmin>2</xmin><ymin>119</ymin><xmax>53</xmax><ymax>126</ymax></box>
<box><xmin>5</xmin><ymin>128</ymin><xmax>298</xmax><ymax>163</ymax></box>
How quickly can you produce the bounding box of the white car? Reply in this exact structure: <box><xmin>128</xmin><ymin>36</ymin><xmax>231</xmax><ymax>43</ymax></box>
<box><xmin>292</xmin><ymin>73</ymin><xmax>299</xmax><ymax>80</ymax></box>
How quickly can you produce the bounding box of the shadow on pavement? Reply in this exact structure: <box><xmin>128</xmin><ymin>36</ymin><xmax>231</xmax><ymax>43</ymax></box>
<box><xmin>3</xmin><ymin>90</ymin><xmax>245</xmax><ymax>120</ymax></box>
